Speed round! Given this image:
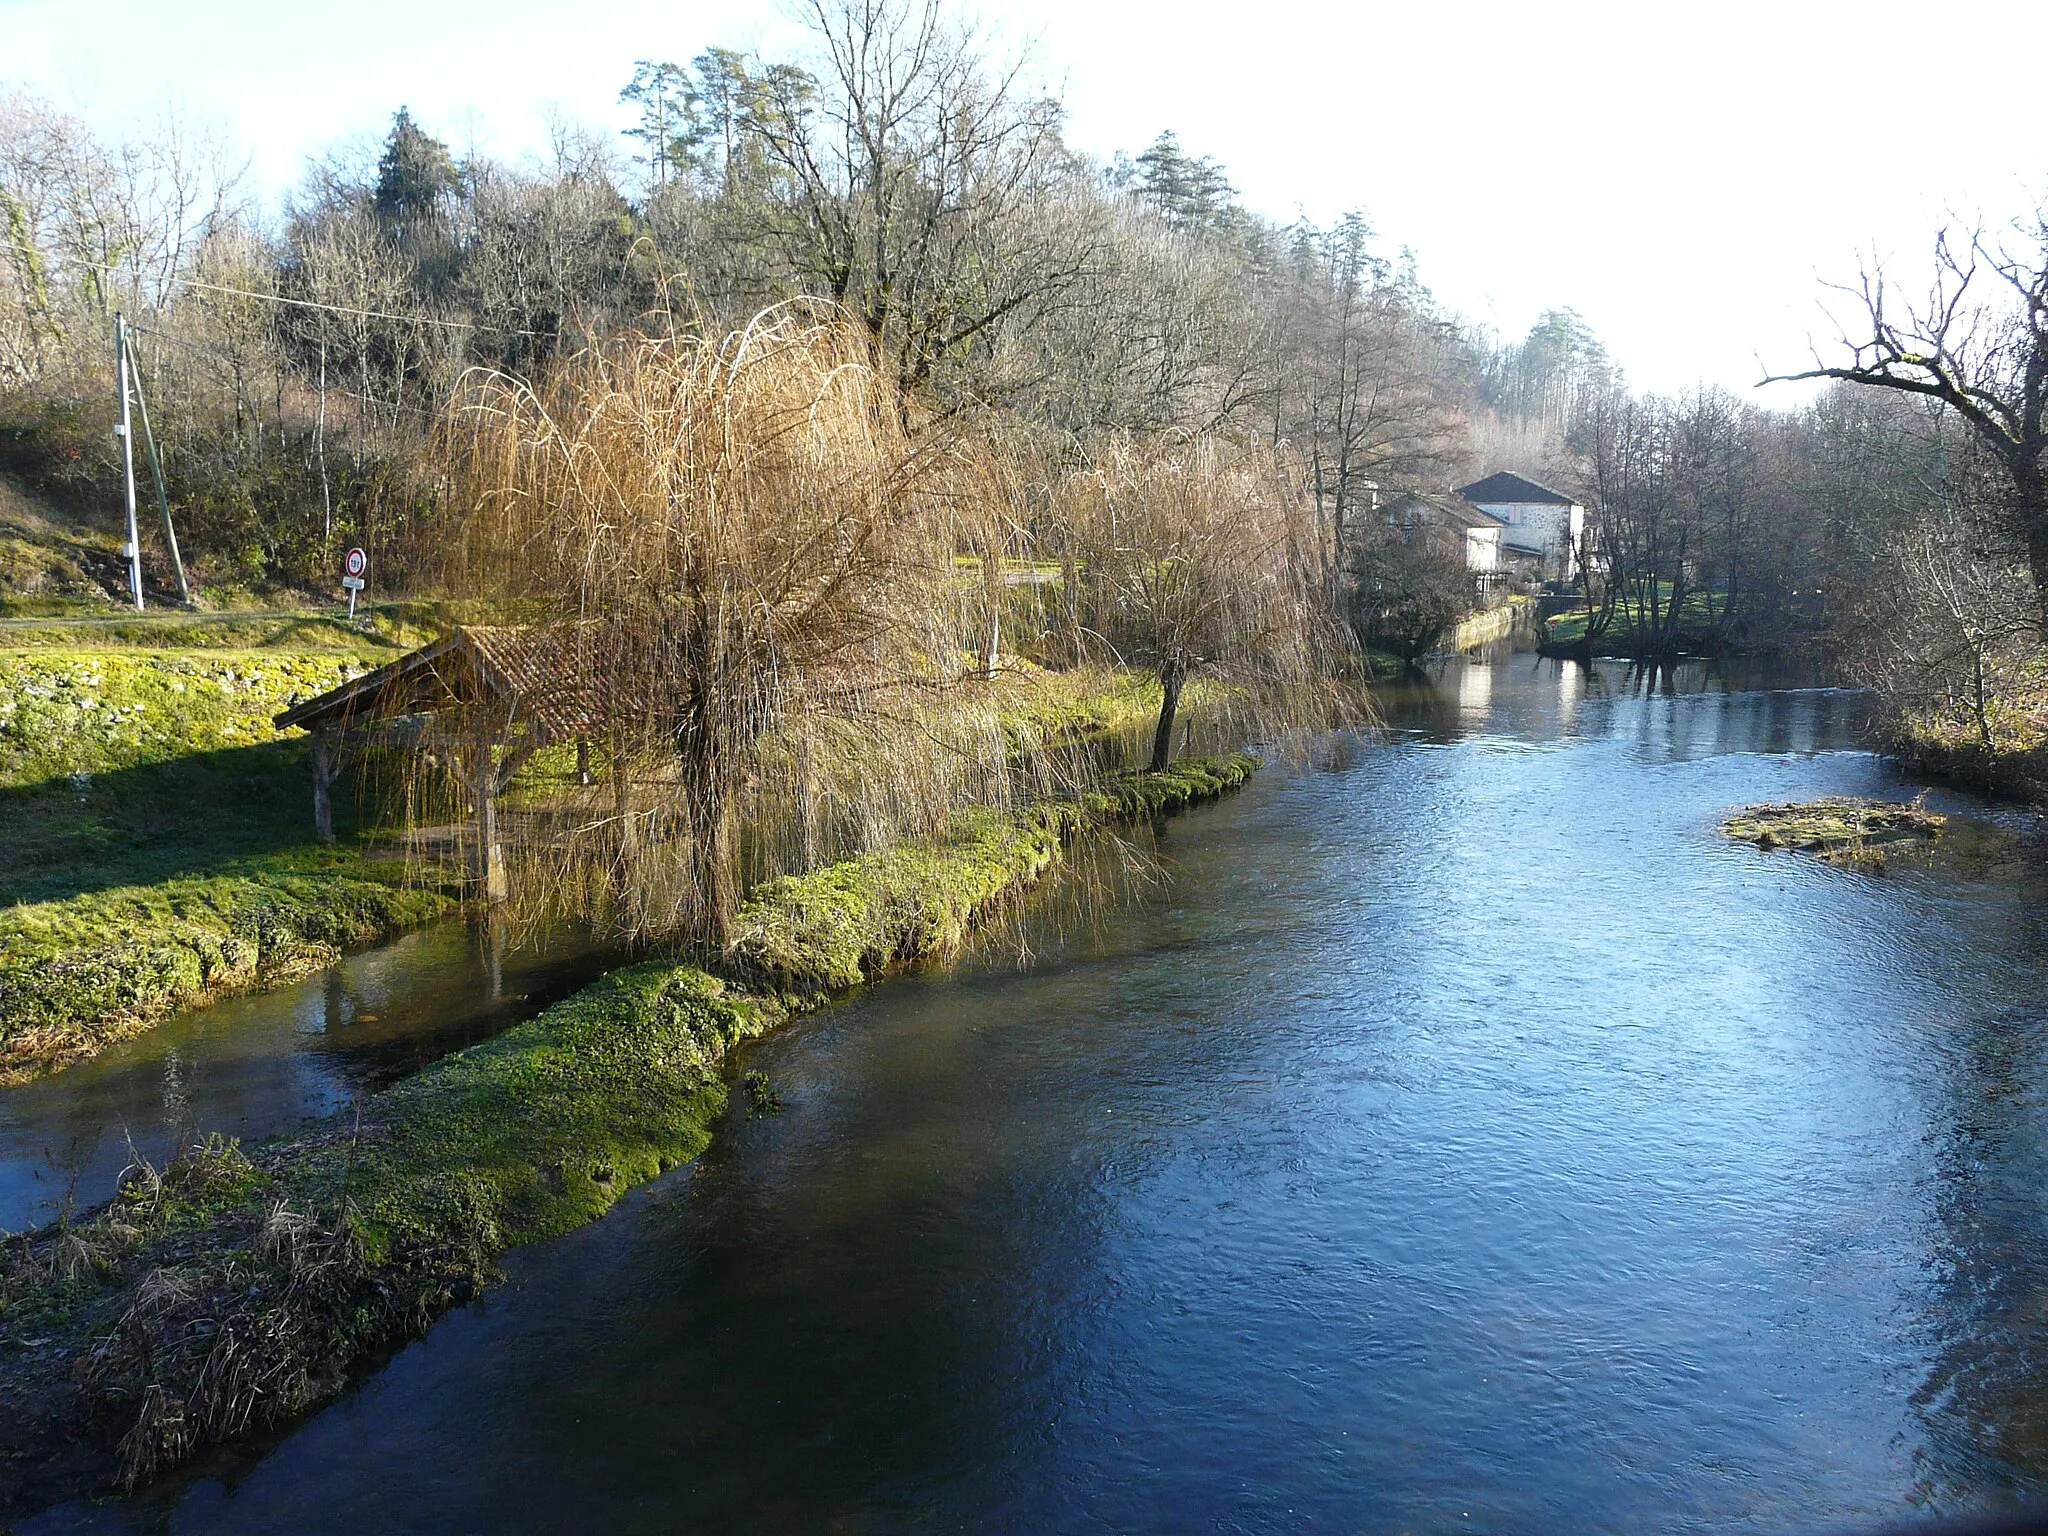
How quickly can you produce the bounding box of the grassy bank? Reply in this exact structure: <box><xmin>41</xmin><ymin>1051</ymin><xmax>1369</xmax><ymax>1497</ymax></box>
<box><xmin>0</xmin><ymin>753</ymin><xmax>1257</xmax><ymax>1514</ymax></box>
<box><xmin>0</xmin><ymin>646</ymin><xmax>393</xmax><ymax>789</ymax></box>
<box><xmin>1541</xmin><ymin>588</ymin><xmax>1725</xmax><ymax>656</ymax></box>
<box><xmin>0</xmin><ymin>655</ymin><xmax>1189</xmax><ymax>1085</ymax></box>
<box><xmin>0</xmin><ymin>859</ymin><xmax>454</xmax><ymax>1084</ymax></box>
<box><xmin>0</xmin><ymin>637</ymin><xmax>457</xmax><ymax>1085</ymax></box>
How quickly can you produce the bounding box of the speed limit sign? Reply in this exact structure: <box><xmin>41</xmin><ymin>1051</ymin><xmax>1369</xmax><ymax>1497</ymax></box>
<box><xmin>341</xmin><ymin>547</ymin><xmax>368</xmax><ymax>616</ymax></box>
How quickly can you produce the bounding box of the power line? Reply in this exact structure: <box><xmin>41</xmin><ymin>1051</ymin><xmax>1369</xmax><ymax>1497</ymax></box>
<box><xmin>123</xmin><ymin>321</ymin><xmax>471</xmax><ymax>427</ymax></box>
<box><xmin>2</xmin><ymin>236</ymin><xmax>557</xmax><ymax>341</ymax></box>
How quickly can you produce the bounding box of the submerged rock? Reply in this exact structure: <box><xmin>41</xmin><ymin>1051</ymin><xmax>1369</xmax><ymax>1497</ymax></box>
<box><xmin>1721</xmin><ymin>797</ymin><xmax>1945</xmax><ymax>868</ymax></box>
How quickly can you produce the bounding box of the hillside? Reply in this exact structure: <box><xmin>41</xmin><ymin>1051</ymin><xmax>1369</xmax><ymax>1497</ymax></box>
<box><xmin>0</xmin><ymin>469</ymin><xmax>125</xmax><ymax>613</ymax></box>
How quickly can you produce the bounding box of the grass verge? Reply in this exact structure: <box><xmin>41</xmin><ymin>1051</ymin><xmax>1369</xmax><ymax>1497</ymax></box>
<box><xmin>0</xmin><ymin>641</ymin><xmax>452</xmax><ymax>1085</ymax></box>
<box><xmin>0</xmin><ymin>859</ymin><xmax>455</xmax><ymax>1085</ymax></box>
<box><xmin>0</xmin><ymin>753</ymin><xmax>1257</xmax><ymax>1515</ymax></box>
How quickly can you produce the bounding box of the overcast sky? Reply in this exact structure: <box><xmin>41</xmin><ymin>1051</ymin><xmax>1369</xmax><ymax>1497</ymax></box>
<box><xmin>6</xmin><ymin>0</ymin><xmax>2045</xmax><ymax>397</ymax></box>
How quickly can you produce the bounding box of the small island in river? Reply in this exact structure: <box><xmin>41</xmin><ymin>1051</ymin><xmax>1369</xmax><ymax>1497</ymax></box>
<box><xmin>1722</xmin><ymin>797</ymin><xmax>1946</xmax><ymax>867</ymax></box>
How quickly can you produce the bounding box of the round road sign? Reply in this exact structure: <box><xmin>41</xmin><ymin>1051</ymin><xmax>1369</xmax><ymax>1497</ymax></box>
<box><xmin>343</xmin><ymin>547</ymin><xmax>368</xmax><ymax>579</ymax></box>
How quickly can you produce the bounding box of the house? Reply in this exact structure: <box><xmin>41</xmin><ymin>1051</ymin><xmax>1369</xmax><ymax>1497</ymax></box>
<box><xmin>1382</xmin><ymin>491</ymin><xmax>1504</xmax><ymax>579</ymax></box>
<box><xmin>1455</xmin><ymin>471</ymin><xmax>1584</xmax><ymax>584</ymax></box>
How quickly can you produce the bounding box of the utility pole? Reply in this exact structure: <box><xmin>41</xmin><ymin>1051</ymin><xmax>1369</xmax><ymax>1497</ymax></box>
<box><xmin>115</xmin><ymin>312</ymin><xmax>144</xmax><ymax>610</ymax></box>
<box><xmin>124</xmin><ymin>324</ymin><xmax>191</xmax><ymax>604</ymax></box>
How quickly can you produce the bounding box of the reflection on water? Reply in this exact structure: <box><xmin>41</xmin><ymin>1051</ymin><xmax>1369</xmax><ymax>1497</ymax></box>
<box><xmin>0</xmin><ymin>919</ymin><xmax>614</xmax><ymax>1233</ymax></box>
<box><xmin>30</xmin><ymin>650</ymin><xmax>2048</xmax><ymax>1535</ymax></box>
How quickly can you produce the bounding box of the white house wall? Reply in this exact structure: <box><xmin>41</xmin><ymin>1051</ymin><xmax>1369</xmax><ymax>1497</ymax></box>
<box><xmin>1470</xmin><ymin>501</ymin><xmax>1582</xmax><ymax>581</ymax></box>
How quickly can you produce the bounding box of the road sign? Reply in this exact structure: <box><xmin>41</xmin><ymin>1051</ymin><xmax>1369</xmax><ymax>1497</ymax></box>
<box><xmin>341</xmin><ymin>548</ymin><xmax>368</xmax><ymax>618</ymax></box>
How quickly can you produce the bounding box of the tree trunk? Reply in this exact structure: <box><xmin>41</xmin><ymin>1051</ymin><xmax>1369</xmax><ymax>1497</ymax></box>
<box><xmin>1149</xmin><ymin>665</ymin><xmax>1184</xmax><ymax>774</ymax></box>
<box><xmin>2020</xmin><ymin>475</ymin><xmax>2048</xmax><ymax>626</ymax></box>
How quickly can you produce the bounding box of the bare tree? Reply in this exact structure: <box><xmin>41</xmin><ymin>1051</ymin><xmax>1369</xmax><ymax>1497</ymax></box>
<box><xmin>1066</xmin><ymin>432</ymin><xmax>1354</xmax><ymax>770</ymax></box>
<box><xmin>1768</xmin><ymin>213</ymin><xmax>2048</xmax><ymax>616</ymax></box>
<box><xmin>739</xmin><ymin>0</ymin><xmax>1101</xmax><ymax>405</ymax></box>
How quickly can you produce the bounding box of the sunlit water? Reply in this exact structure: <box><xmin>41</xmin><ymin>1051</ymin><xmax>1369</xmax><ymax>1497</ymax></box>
<box><xmin>0</xmin><ymin>919</ymin><xmax>613</xmax><ymax>1233</ymax></box>
<box><xmin>32</xmin><ymin>652</ymin><xmax>2048</xmax><ymax>1534</ymax></box>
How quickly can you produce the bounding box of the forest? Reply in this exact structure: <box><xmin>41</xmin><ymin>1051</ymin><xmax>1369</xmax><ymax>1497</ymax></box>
<box><xmin>4</xmin><ymin>0</ymin><xmax>2048</xmax><ymax>800</ymax></box>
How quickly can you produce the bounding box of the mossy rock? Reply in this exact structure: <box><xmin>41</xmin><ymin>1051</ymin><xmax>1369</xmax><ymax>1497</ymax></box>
<box><xmin>1721</xmin><ymin>797</ymin><xmax>1945</xmax><ymax>867</ymax></box>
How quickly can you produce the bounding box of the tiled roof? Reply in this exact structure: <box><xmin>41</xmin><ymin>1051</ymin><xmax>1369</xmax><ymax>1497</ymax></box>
<box><xmin>1456</xmin><ymin>471</ymin><xmax>1577</xmax><ymax>507</ymax></box>
<box><xmin>1383</xmin><ymin>492</ymin><xmax>1506</xmax><ymax>532</ymax></box>
<box><xmin>274</xmin><ymin>624</ymin><xmax>608</xmax><ymax>737</ymax></box>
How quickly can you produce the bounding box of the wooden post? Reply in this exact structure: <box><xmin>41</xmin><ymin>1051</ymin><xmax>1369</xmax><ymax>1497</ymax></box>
<box><xmin>576</xmin><ymin>737</ymin><xmax>592</xmax><ymax>787</ymax></box>
<box><xmin>473</xmin><ymin>751</ymin><xmax>508</xmax><ymax>904</ymax></box>
<box><xmin>612</xmin><ymin>733</ymin><xmax>632</xmax><ymax>856</ymax></box>
<box><xmin>310</xmin><ymin>727</ymin><xmax>338</xmax><ymax>841</ymax></box>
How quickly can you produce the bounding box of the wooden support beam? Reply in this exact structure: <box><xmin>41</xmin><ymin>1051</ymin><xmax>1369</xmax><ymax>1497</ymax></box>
<box><xmin>310</xmin><ymin>727</ymin><xmax>338</xmax><ymax>841</ymax></box>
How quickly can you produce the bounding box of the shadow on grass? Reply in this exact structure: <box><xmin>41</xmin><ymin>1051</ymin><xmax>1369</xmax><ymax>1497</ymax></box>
<box><xmin>0</xmin><ymin>738</ymin><xmax>378</xmax><ymax>906</ymax></box>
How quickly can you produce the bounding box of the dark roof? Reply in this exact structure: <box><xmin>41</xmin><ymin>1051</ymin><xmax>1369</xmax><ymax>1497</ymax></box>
<box><xmin>1385</xmin><ymin>492</ymin><xmax>1505</xmax><ymax>532</ymax></box>
<box><xmin>1456</xmin><ymin>471</ymin><xmax>1576</xmax><ymax>507</ymax></box>
<box><xmin>274</xmin><ymin>624</ymin><xmax>607</xmax><ymax>737</ymax></box>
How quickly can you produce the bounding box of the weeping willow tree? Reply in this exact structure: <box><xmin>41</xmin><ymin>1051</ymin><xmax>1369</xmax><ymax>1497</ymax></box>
<box><xmin>1066</xmin><ymin>432</ymin><xmax>1364</xmax><ymax>770</ymax></box>
<box><xmin>449</xmin><ymin>306</ymin><xmax>1052</xmax><ymax>945</ymax></box>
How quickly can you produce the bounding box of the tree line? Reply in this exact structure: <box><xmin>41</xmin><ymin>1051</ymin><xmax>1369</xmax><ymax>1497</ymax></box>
<box><xmin>7</xmin><ymin>0</ymin><xmax>2048</xmax><ymax>750</ymax></box>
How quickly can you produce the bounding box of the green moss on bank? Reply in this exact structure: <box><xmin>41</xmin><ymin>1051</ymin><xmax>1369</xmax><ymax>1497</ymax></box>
<box><xmin>0</xmin><ymin>860</ymin><xmax>453</xmax><ymax>1084</ymax></box>
<box><xmin>0</xmin><ymin>753</ymin><xmax>1258</xmax><ymax>1512</ymax></box>
<box><xmin>0</xmin><ymin>641</ymin><xmax>443</xmax><ymax>1083</ymax></box>
<box><xmin>0</xmin><ymin>647</ymin><xmax>395</xmax><ymax>789</ymax></box>
<box><xmin>731</xmin><ymin>753</ymin><xmax>1258</xmax><ymax>991</ymax></box>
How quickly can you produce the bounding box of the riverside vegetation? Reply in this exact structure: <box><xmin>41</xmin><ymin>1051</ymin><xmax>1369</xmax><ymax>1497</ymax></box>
<box><xmin>0</xmin><ymin>612</ymin><xmax>474</xmax><ymax>1084</ymax></box>
<box><xmin>0</xmin><ymin>753</ymin><xmax>1256</xmax><ymax>1513</ymax></box>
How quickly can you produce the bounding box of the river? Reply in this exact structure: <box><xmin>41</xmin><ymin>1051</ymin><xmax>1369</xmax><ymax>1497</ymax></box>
<box><xmin>0</xmin><ymin>919</ymin><xmax>614</xmax><ymax>1234</ymax></box>
<box><xmin>25</xmin><ymin>650</ymin><xmax>2048</xmax><ymax>1533</ymax></box>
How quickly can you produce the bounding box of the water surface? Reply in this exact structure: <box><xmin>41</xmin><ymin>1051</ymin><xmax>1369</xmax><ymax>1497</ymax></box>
<box><xmin>0</xmin><ymin>918</ymin><xmax>612</xmax><ymax>1233</ymax></box>
<box><xmin>35</xmin><ymin>652</ymin><xmax>2048</xmax><ymax>1534</ymax></box>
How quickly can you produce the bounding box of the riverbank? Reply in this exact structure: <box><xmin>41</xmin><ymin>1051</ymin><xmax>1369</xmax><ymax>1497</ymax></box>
<box><xmin>0</xmin><ymin>858</ymin><xmax>456</xmax><ymax>1085</ymax></box>
<box><xmin>0</xmin><ymin>653</ymin><xmax>1185</xmax><ymax>1085</ymax></box>
<box><xmin>1538</xmin><ymin>589</ymin><xmax>1725</xmax><ymax>658</ymax></box>
<box><xmin>1880</xmin><ymin>686</ymin><xmax>2048</xmax><ymax>803</ymax></box>
<box><xmin>0</xmin><ymin>754</ymin><xmax>1256</xmax><ymax>1516</ymax></box>
<box><xmin>0</xmin><ymin>638</ymin><xmax>452</xmax><ymax>1086</ymax></box>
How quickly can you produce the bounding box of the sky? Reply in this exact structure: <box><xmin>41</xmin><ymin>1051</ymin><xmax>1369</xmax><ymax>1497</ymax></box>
<box><xmin>5</xmin><ymin>0</ymin><xmax>2046</xmax><ymax>397</ymax></box>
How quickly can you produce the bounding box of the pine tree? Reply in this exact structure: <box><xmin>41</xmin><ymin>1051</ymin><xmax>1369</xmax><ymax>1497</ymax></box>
<box><xmin>372</xmin><ymin>107</ymin><xmax>458</xmax><ymax>247</ymax></box>
<box><xmin>1133</xmin><ymin>131</ymin><xmax>1238</xmax><ymax>233</ymax></box>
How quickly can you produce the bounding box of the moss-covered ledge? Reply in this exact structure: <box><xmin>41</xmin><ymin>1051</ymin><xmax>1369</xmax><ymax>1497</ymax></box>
<box><xmin>729</xmin><ymin>752</ymin><xmax>1259</xmax><ymax>991</ymax></box>
<box><xmin>1721</xmin><ymin>796</ymin><xmax>1944</xmax><ymax>869</ymax></box>
<box><xmin>0</xmin><ymin>863</ymin><xmax>456</xmax><ymax>1086</ymax></box>
<box><xmin>0</xmin><ymin>753</ymin><xmax>1258</xmax><ymax>1516</ymax></box>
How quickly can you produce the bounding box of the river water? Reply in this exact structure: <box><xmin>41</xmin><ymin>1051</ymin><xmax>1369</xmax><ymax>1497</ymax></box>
<box><xmin>0</xmin><ymin>919</ymin><xmax>613</xmax><ymax>1234</ymax></box>
<box><xmin>28</xmin><ymin>651</ymin><xmax>2048</xmax><ymax>1534</ymax></box>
